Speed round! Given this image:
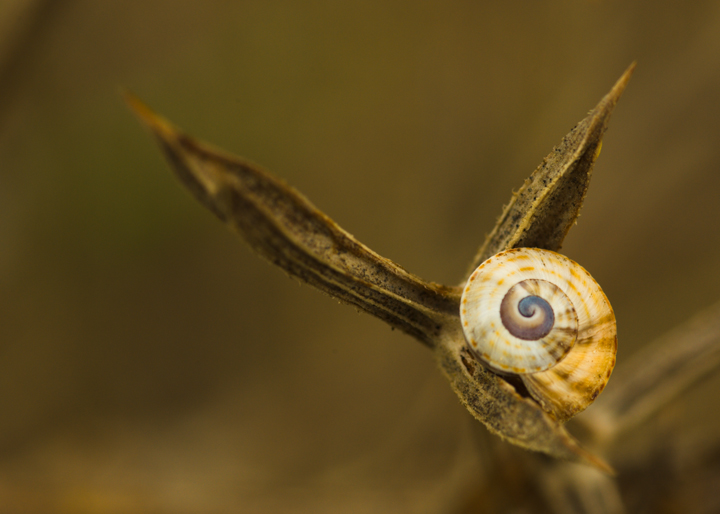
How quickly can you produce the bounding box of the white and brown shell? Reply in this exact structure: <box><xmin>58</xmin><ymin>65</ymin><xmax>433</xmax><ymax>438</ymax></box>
<box><xmin>460</xmin><ymin>247</ymin><xmax>617</xmax><ymax>422</ymax></box>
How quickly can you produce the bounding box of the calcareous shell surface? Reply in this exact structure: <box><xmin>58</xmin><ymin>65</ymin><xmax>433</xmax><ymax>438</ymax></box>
<box><xmin>460</xmin><ymin>247</ymin><xmax>617</xmax><ymax>421</ymax></box>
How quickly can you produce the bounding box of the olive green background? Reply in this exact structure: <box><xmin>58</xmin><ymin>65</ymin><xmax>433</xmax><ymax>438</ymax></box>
<box><xmin>1</xmin><ymin>1</ymin><xmax>720</xmax><ymax>512</ymax></box>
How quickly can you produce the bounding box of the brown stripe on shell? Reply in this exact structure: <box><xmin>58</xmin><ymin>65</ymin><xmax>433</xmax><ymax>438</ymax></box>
<box><xmin>523</xmin><ymin>331</ymin><xmax>616</xmax><ymax>422</ymax></box>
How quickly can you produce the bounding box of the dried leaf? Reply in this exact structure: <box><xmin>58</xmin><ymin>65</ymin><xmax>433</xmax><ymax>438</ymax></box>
<box><xmin>124</xmin><ymin>92</ymin><xmax>458</xmax><ymax>348</ymax></box>
<box><xmin>466</xmin><ymin>63</ymin><xmax>636</xmax><ymax>279</ymax></box>
<box><xmin>125</xmin><ymin>65</ymin><xmax>633</xmax><ymax>473</ymax></box>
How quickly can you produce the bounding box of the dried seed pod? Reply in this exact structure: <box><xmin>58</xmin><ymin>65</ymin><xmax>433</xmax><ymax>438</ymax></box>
<box><xmin>460</xmin><ymin>247</ymin><xmax>617</xmax><ymax>422</ymax></box>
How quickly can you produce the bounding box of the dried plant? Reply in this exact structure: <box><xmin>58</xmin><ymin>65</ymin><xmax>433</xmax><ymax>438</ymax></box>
<box><xmin>125</xmin><ymin>63</ymin><xmax>720</xmax><ymax>513</ymax></box>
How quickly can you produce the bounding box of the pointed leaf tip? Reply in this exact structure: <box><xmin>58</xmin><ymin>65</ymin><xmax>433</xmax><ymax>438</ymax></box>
<box><xmin>466</xmin><ymin>64</ymin><xmax>635</xmax><ymax>274</ymax></box>
<box><xmin>598</xmin><ymin>62</ymin><xmax>636</xmax><ymax>112</ymax></box>
<box><xmin>122</xmin><ymin>90</ymin><xmax>177</xmax><ymax>141</ymax></box>
<box><xmin>614</xmin><ymin>61</ymin><xmax>637</xmax><ymax>94</ymax></box>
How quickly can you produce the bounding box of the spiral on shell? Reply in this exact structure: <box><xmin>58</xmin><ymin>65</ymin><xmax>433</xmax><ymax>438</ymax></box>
<box><xmin>460</xmin><ymin>247</ymin><xmax>617</xmax><ymax>422</ymax></box>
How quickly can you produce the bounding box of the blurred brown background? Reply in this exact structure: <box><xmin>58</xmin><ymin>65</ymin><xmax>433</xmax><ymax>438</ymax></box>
<box><xmin>1</xmin><ymin>1</ymin><xmax>720</xmax><ymax>512</ymax></box>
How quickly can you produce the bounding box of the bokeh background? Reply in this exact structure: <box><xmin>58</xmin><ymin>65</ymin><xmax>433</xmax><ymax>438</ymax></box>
<box><xmin>1</xmin><ymin>1</ymin><xmax>720</xmax><ymax>512</ymax></box>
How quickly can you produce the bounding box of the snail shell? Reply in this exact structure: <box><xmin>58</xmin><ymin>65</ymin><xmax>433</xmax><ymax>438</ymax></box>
<box><xmin>460</xmin><ymin>247</ymin><xmax>617</xmax><ymax>422</ymax></box>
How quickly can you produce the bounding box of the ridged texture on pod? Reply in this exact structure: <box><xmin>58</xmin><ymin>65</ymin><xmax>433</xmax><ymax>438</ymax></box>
<box><xmin>460</xmin><ymin>248</ymin><xmax>617</xmax><ymax>422</ymax></box>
